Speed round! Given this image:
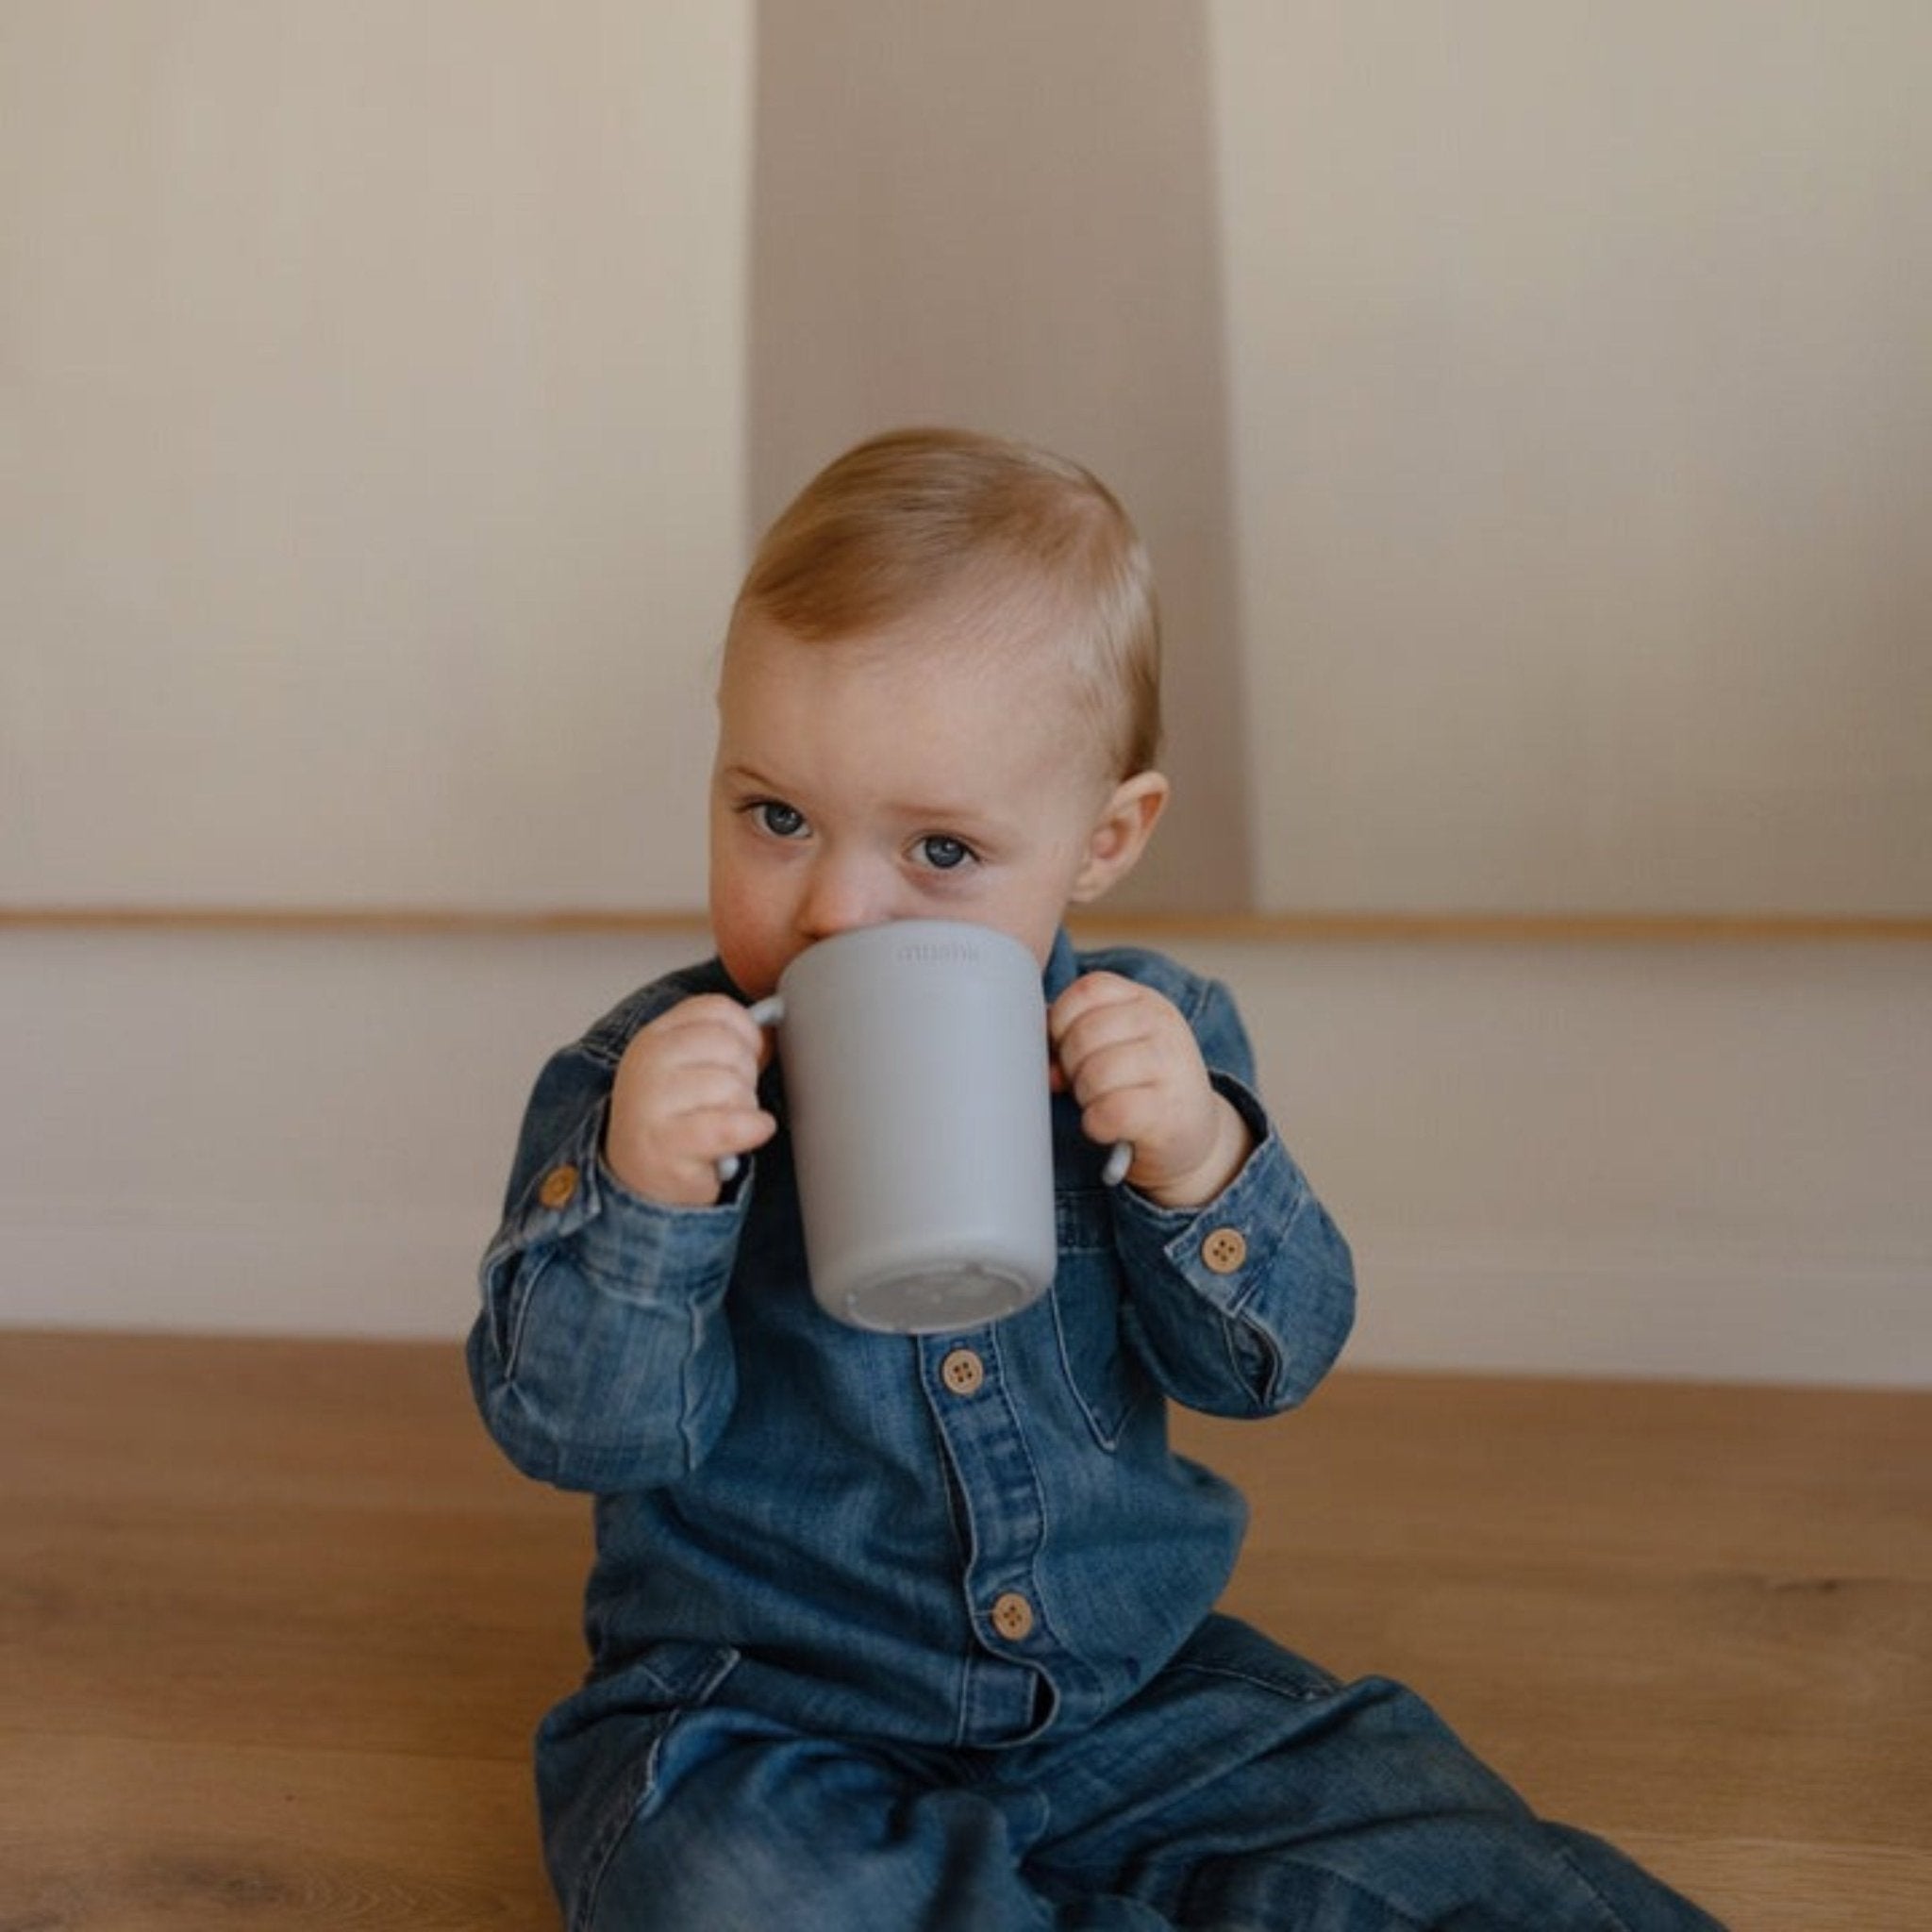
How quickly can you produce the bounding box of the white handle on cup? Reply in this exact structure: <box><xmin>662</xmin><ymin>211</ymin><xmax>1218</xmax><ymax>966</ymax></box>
<box><xmin>712</xmin><ymin>993</ymin><xmax>1131</xmax><ymax>1190</ymax></box>
<box><xmin>714</xmin><ymin>997</ymin><xmax>785</xmax><ymax>1186</ymax></box>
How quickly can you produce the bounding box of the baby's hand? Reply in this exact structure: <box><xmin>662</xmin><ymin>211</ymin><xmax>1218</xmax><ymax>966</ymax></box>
<box><xmin>1048</xmin><ymin>973</ymin><xmax>1254</xmax><ymax>1208</ymax></box>
<box><xmin>604</xmin><ymin>995</ymin><xmax>776</xmax><ymax>1208</ymax></box>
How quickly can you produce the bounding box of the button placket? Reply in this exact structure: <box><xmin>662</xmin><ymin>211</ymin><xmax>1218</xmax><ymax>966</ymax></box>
<box><xmin>941</xmin><ymin>1348</ymin><xmax>986</xmax><ymax>1397</ymax></box>
<box><xmin>990</xmin><ymin>1591</ymin><xmax>1036</xmax><ymax>1642</ymax></box>
<box><xmin>918</xmin><ymin>1331</ymin><xmax>1051</xmax><ymax>1735</ymax></box>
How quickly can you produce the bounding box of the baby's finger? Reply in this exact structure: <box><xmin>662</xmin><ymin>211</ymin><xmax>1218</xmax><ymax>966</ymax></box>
<box><xmin>1056</xmin><ymin>1007</ymin><xmax>1161</xmax><ymax>1106</ymax></box>
<box><xmin>1075</xmin><ymin>1077</ymin><xmax>1163</xmax><ymax>1155</ymax></box>
<box><xmin>662</xmin><ymin>993</ymin><xmax>768</xmax><ymax>1056</ymax></box>
<box><xmin>645</xmin><ymin>1012</ymin><xmax>766</xmax><ymax>1089</ymax></box>
<box><xmin>1063</xmin><ymin>1033</ymin><xmax>1160</xmax><ymax>1111</ymax></box>
<box><xmin>689</xmin><ymin>1104</ymin><xmax>778</xmax><ymax>1164</ymax></box>
<box><xmin>658</xmin><ymin>1058</ymin><xmax>765</xmax><ymax>1116</ymax></box>
<box><xmin>1047</xmin><ymin>971</ymin><xmax>1143</xmax><ymax>1045</ymax></box>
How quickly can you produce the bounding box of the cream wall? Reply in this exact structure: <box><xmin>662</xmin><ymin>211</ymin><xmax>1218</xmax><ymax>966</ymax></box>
<box><xmin>4</xmin><ymin>5</ymin><xmax>1927</xmax><ymax>1378</ymax></box>
<box><xmin>10</xmin><ymin>3</ymin><xmax>1926</xmax><ymax>922</ymax></box>
<box><xmin>3</xmin><ymin>0</ymin><xmax>748</xmax><ymax>910</ymax></box>
<box><xmin>3</xmin><ymin>927</ymin><xmax>1926</xmax><ymax>1385</ymax></box>
<box><xmin>1211</xmin><ymin>0</ymin><xmax>1932</xmax><ymax>914</ymax></box>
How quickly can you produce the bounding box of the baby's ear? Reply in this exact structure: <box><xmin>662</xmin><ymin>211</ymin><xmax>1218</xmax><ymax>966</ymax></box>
<box><xmin>1071</xmin><ymin>772</ymin><xmax>1170</xmax><ymax>903</ymax></box>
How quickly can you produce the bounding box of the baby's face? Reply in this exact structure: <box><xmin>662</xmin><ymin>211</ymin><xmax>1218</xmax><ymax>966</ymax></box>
<box><xmin>708</xmin><ymin>609</ymin><xmax>1125</xmax><ymax>998</ymax></box>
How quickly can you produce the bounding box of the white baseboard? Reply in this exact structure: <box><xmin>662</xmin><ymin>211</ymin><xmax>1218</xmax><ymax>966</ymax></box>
<box><xmin>4</xmin><ymin>1212</ymin><xmax>1925</xmax><ymax>1386</ymax></box>
<box><xmin>0</xmin><ymin>1214</ymin><xmax>481</xmax><ymax>1341</ymax></box>
<box><xmin>1347</xmin><ymin>1235</ymin><xmax>1931</xmax><ymax>1385</ymax></box>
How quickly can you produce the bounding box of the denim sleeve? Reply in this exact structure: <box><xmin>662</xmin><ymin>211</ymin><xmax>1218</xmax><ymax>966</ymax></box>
<box><xmin>466</xmin><ymin>1035</ymin><xmax>745</xmax><ymax>1492</ymax></box>
<box><xmin>1107</xmin><ymin>972</ymin><xmax>1356</xmax><ymax>1418</ymax></box>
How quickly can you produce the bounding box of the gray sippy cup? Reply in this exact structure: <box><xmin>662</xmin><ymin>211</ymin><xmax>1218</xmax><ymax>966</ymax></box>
<box><xmin>746</xmin><ymin>919</ymin><xmax>1060</xmax><ymax>1334</ymax></box>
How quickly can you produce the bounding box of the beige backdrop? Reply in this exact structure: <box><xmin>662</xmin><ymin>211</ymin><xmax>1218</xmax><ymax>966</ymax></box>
<box><xmin>747</xmin><ymin>0</ymin><xmax>1249</xmax><ymax>912</ymax></box>
<box><xmin>5</xmin><ymin>0</ymin><xmax>1927</xmax><ymax>918</ymax></box>
<box><xmin>1213</xmin><ymin>0</ymin><xmax>1932</xmax><ymax>915</ymax></box>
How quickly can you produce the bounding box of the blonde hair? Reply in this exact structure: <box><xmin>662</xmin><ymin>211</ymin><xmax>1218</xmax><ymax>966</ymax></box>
<box><xmin>730</xmin><ymin>427</ymin><xmax>1162</xmax><ymax>777</ymax></box>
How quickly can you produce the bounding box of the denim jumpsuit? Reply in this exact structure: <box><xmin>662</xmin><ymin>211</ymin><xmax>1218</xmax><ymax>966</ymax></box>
<box><xmin>470</xmin><ymin>934</ymin><xmax>1724</xmax><ymax>1930</ymax></box>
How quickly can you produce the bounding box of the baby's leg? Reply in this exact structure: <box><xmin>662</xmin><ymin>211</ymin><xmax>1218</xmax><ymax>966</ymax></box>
<box><xmin>563</xmin><ymin>1710</ymin><xmax>1171</xmax><ymax>1932</ymax></box>
<box><xmin>1027</xmin><ymin>1614</ymin><xmax>1726</xmax><ymax>1930</ymax></box>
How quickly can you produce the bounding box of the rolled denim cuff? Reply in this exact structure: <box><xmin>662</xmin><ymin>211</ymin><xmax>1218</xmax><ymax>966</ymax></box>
<box><xmin>1114</xmin><ymin>1074</ymin><xmax>1307</xmax><ymax>1316</ymax></box>
<box><xmin>489</xmin><ymin>1097</ymin><xmax>745</xmax><ymax>1307</ymax></box>
<box><xmin>475</xmin><ymin>1100</ymin><xmax>750</xmax><ymax>1489</ymax></box>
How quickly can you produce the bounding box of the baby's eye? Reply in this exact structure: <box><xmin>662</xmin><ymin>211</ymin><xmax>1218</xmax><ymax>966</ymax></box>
<box><xmin>751</xmin><ymin>800</ymin><xmax>808</xmax><ymax>839</ymax></box>
<box><xmin>915</xmin><ymin>834</ymin><xmax>975</xmax><ymax>872</ymax></box>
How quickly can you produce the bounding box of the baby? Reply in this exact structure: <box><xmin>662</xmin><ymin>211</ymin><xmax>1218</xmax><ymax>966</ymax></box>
<box><xmin>471</xmin><ymin>428</ymin><xmax>1723</xmax><ymax>1929</ymax></box>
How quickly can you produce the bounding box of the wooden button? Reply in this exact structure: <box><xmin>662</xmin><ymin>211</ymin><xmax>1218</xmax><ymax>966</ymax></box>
<box><xmin>537</xmin><ymin>1165</ymin><xmax>579</xmax><ymax>1209</ymax></box>
<box><xmin>1201</xmin><ymin>1226</ymin><xmax>1247</xmax><ymax>1274</ymax></box>
<box><xmin>991</xmin><ymin>1591</ymin><xmax>1036</xmax><ymax>1641</ymax></box>
<box><xmin>941</xmin><ymin>1349</ymin><xmax>986</xmax><ymax>1397</ymax></box>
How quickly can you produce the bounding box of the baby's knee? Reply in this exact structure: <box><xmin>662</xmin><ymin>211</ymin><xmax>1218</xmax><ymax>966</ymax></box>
<box><xmin>568</xmin><ymin>1733</ymin><xmax>1027</xmax><ymax>1932</ymax></box>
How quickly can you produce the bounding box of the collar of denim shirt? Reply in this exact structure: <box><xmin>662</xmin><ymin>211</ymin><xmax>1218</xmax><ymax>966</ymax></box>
<box><xmin>1042</xmin><ymin>925</ymin><xmax>1080</xmax><ymax>1003</ymax></box>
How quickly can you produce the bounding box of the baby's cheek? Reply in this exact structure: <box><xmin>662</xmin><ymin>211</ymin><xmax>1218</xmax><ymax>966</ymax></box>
<box><xmin>708</xmin><ymin>911</ymin><xmax>786</xmax><ymax>1002</ymax></box>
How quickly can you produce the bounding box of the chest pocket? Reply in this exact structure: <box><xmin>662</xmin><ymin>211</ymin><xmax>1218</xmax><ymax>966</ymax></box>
<box><xmin>1049</xmin><ymin>1190</ymin><xmax>1155</xmax><ymax>1451</ymax></box>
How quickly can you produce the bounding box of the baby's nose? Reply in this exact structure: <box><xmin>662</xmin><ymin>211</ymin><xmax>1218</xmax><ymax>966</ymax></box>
<box><xmin>797</xmin><ymin>856</ymin><xmax>895</xmax><ymax>942</ymax></box>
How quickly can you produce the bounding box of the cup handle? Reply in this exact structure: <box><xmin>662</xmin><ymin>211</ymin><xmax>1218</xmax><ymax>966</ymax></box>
<box><xmin>1102</xmin><ymin>1141</ymin><xmax>1134</xmax><ymax>1188</ymax></box>
<box><xmin>715</xmin><ymin>996</ymin><xmax>786</xmax><ymax>1187</ymax></box>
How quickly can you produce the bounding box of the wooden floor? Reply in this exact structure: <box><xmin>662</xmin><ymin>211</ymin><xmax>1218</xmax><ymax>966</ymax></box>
<box><xmin>0</xmin><ymin>1332</ymin><xmax>1925</xmax><ymax>1929</ymax></box>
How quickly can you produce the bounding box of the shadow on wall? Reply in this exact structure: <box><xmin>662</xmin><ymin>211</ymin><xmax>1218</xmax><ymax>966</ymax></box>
<box><xmin>746</xmin><ymin>0</ymin><xmax>1256</xmax><ymax>914</ymax></box>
